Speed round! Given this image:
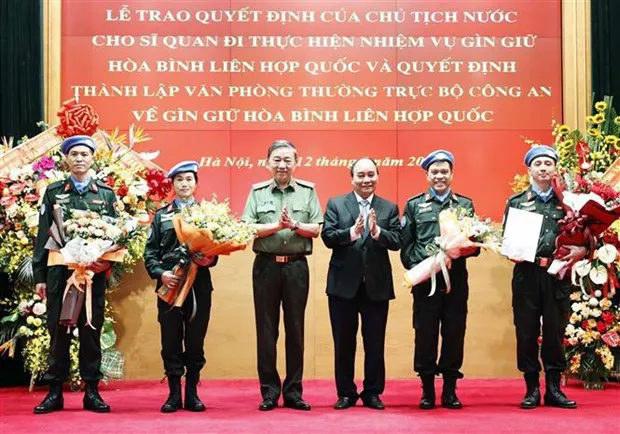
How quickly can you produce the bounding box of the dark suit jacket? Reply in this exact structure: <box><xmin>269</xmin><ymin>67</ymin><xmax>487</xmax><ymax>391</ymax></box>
<box><xmin>321</xmin><ymin>192</ymin><xmax>401</xmax><ymax>301</ymax></box>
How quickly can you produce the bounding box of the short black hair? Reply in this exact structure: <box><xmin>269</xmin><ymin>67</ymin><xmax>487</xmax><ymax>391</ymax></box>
<box><xmin>267</xmin><ymin>139</ymin><xmax>297</xmax><ymax>159</ymax></box>
<box><xmin>426</xmin><ymin>160</ymin><xmax>453</xmax><ymax>171</ymax></box>
<box><xmin>350</xmin><ymin>157</ymin><xmax>379</xmax><ymax>177</ymax></box>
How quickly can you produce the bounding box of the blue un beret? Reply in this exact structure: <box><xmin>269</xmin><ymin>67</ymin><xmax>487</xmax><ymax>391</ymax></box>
<box><xmin>61</xmin><ymin>135</ymin><xmax>97</xmax><ymax>155</ymax></box>
<box><xmin>524</xmin><ymin>146</ymin><xmax>558</xmax><ymax>166</ymax></box>
<box><xmin>421</xmin><ymin>149</ymin><xmax>454</xmax><ymax>171</ymax></box>
<box><xmin>167</xmin><ymin>161</ymin><xmax>199</xmax><ymax>179</ymax></box>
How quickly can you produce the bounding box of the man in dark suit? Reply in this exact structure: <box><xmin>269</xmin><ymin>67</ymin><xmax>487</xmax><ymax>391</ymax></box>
<box><xmin>321</xmin><ymin>158</ymin><xmax>401</xmax><ymax>410</ymax></box>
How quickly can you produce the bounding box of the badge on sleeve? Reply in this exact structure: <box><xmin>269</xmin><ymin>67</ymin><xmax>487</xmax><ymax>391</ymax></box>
<box><xmin>40</xmin><ymin>203</ymin><xmax>46</xmax><ymax>215</ymax></box>
<box><xmin>400</xmin><ymin>215</ymin><xmax>407</xmax><ymax>228</ymax></box>
<box><xmin>147</xmin><ymin>227</ymin><xmax>153</xmax><ymax>239</ymax></box>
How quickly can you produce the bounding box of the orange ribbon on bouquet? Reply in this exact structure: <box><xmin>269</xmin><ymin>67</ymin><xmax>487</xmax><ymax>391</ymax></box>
<box><xmin>63</xmin><ymin>264</ymin><xmax>95</xmax><ymax>328</ymax></box>
<box><xmin>48</xmin><ymin>249</ymin><xmax>126</xmax><ymax>328</ymax></box>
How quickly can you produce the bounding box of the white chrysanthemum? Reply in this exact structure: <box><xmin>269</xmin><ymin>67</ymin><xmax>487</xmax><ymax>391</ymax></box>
<box><xmin>6</xmin><ymin>203</ymin><xmax>19</xmax><ymax>219</ymax></box>
<box><xmin>25</xmin><ymin>210</ymin><xmax>39</xmax><ymax>228</ymax></box>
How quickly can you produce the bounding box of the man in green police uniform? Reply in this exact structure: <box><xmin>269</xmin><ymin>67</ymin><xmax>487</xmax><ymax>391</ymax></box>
<box><xmin>32</xmin><ymin>136</ymin><xmax>118</xmax><ymax>414</ymax></box>
<box><xmin>400</xmin><ymin>150</ymin><xmax>479</xmax><ymax>410</ymax></box>
<box><xmin>504</xmin><ymin>145</ymin><xmax>584</xmax><ymax>409</ymax></box>
<box><xmin>242</xmin><ymin>140</ymin><xmax>323</xmax><ymax>411</ymax></box>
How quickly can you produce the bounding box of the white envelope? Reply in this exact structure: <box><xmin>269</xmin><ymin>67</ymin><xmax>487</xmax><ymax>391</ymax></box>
<box><xmin>501</xmin><ymin>207</ymin><xmax>544</xmax><ymax>263</ymax></box>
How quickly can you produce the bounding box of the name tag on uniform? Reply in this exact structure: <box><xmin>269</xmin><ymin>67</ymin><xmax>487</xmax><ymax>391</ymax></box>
<box><xmin>92</xmin><ymin>199</ymin><xmax>106</xmax><ymax>205</ymax></box>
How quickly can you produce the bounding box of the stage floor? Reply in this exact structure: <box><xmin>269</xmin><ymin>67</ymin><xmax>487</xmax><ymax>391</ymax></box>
<box><xmin>1</xmin><ymin>379</ymin><xmax>618</xmax><ymax>433</ymax></box>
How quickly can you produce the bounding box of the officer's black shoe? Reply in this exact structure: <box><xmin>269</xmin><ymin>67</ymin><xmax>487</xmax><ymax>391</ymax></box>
<box><xmin>258</xmin><ymin>398</ymin><xmax>278</xmax><ymax>411</ymax></box>
<box><xmin>544</xmin><ymin>372</ymin><xmax>577</xmax><ymax>409</ymax></box>
<box><xmin>83</xmin><ymin>381</ymin><xmax>111</xmax><ymax>413</ymax></box>
<box><xmin>419</xmin><ymin>375</ymin><xmax>435</xmax><ymax>410</ymax></box>
<box><xmin>283</xmin><ymin>398</ymin><xmax>311</xmax><ymax>411</ymax></box>
<box><xmin>184</xmin><ymin>372</ymin><xmax>206</xmax><ymax>412</ymax></box>
<box><xmin>334</xmin><ymin>396</ymin><xmax>357</xmax><ymax>410</ymax></box>
<box><xmin>362</xmin><ymin>394</ymin><xmax>385</xmax><ymax>410</ymax></box>
<box><xmin>520</xmin><ymin>372</ymin><xmax>541</xmax><ymax>409</ymax></box>
<box><xmin>34</xmin><ymin>382</ymin><xmax>64</xmax><ymax>414</ymax></box>
<box><xmin>161</xmin><ymin>376</ymin><xmax>182</xmax><ymax>413</ymax></box>
<box><xmin>441</xmin><ymin>377</ymin><xmax>462</xmax><ymax>409</ymax></box>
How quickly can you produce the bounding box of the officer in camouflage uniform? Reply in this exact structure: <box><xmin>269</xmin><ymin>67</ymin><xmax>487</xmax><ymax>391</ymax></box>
<box><xmin>400</xmin><ymin>150</ymin><xmax>479</xmax><ymax>410</ymax></box>
<box><xmin>33</xmin><ymin>136</ymin><xmax>117</xmax><ymax>414</ymax></box>
<box><xmin>144</xmin><ymin>161</ymin><xmax>218</xmax><ymax>413</ymax></box>
<box><xmin>242</xmin><ymin>140</ymin><xmax>323</xmax><ymax>411</ymax></box>
<box><xmin>504</xmin><ymin>146</ymin><xmax>584</xmax><ymax>409</ymax></box>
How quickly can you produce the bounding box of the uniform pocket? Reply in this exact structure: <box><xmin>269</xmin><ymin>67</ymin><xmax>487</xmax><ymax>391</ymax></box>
<box><xmin>415</xmin><ymin>212</ymin><xmax>437</xmax><ymax>225</ymax></box>
<box><xmin>292</xmin><ymin>202</ymin><xmax>309</xmax><ymax>222</ymax></box>
<box><xmin>256</xmin><ymin>203</ymin><xmax>277</xmax><ymax>223</ymax></box>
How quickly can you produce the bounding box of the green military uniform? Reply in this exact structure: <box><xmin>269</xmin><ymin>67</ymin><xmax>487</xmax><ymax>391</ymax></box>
<box><xmin>242</xmin><ymin>178</ymin><xmax>323</xmax><ymax>402</ymax></box>
<box><xmin>33</xmin><ymin>177</ymin><xmax>118</xmax><ymax>383</ymax></box>
<box><xmin>144</xmin><ymin>201</ymin><xmax>218</xmax><ymax>378</ymax></box>
<box><xmin>400</xmin><ymin>189</ymin><xmax>478</xmax><ymax>380</ymax></box>
<box><xmin>504</xmin><ymin>187</ymin><xmax>571</xmax><ymax>377</ymax></box>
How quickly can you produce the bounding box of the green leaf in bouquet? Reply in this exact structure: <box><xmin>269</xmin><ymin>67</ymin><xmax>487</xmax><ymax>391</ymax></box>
<box><xmin>567</xmin><ymin>129</ymin><xmax>583</xmax><ymax>146</ymax></box>
<box><xmin>15</xmin><ymin>257</ymin><xmax>34</xmax><ymax>289</ymax></box>
<box><xmin>0</xmin><ymin>312</ymin><xmax>19</xmax><ymax>323</ymax></box>
<box><xmin>100</xmin><ymin>320</ymin><xmax>117</xmax><ymax>350</ymax></box>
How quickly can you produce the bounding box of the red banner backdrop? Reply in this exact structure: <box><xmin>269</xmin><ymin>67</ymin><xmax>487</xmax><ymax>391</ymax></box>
<box><xmin>61</xmin><ymin>0</ymin><xmax>562</xmax><ymax>219</ymax></box>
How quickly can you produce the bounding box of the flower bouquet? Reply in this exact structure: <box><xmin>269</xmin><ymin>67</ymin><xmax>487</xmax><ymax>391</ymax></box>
<box><xmin>403</xmin><ymin>207</ymin><xmax>501</xmax><ymax>296</ymax></box>
<box><xmin>46</xmin><ymin>207</ymin><xmax>130</xmax><ymax>328</ymax></box>
<box><xmin>156</xmin><ymin>197</ymin><xmax>256</xmax><ymax>307</ymax></box>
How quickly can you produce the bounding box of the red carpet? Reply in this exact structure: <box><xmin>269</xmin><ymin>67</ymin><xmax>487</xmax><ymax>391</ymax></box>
<box><xmin>1</xmin><ymin>379</ymin><xmax>618</xmax><ymax>433</ymax></box>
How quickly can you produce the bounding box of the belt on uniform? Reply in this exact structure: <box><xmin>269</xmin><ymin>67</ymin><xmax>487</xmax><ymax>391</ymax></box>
<box><xmin>257</xmin><ymin>253</ymin><xmax>306</xmax><ymax>263</ymax></box>
<box><xmin>534</xmin><ymin>256</ymin><xmax>551</xmax><ymax>268</ymax></box>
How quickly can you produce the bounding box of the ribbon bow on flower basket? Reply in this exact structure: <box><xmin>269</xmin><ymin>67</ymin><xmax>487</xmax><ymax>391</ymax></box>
<box><xmin>549</xmin><ymin>175</ymin><xmax>620</xmax><ymax>297</ymax></box>
<box><xmin>156</xmin><ymin>198</ymin><xmax>256</xmax><ymax>308</ymax></box>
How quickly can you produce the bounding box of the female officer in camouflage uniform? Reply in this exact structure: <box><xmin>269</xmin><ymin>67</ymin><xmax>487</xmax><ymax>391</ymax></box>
<box><xmin>145</xmin><ymin>161</ymin><xmax>217</xmax><ymax>413</ymax></box>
